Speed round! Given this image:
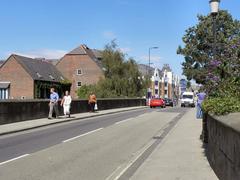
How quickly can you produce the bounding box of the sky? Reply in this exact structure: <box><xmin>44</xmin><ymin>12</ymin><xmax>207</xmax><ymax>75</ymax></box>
<box><xmin>0</xmin><ymin>0</ymin><xmax>240</xmax><ymax>77</ymax></box>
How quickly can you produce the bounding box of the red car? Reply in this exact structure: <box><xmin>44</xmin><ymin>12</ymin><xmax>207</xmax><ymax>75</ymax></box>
<box><xmin>150</xmin><ymin>98</ymin><xmax>166</xmax><ymax>108</ymax></box>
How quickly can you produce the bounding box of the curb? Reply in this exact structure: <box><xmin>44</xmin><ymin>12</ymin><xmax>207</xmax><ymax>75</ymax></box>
<box><xmin>0</xmin><ymin>106</ymin><xmax>148</xmax><ymax>136</ymax></box>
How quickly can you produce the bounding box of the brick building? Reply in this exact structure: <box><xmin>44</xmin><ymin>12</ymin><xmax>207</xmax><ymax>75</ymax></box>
<box><xmin>0</xmin><ymin>54</ymin><xmax>70</xmax><ymax>99</ymax></box>
<box><xmin>56</xmin><ymin>45</ymin><xmax>104</xmax><ymax>98</ymax></box>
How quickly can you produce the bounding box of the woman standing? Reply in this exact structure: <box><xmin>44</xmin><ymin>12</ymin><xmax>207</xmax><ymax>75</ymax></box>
<box><xmin>61</xmin><ymin>91</ymin><xmax>72</xmax><ymax>118</ymax></box>
<box><xmin>88</xmin><ymin>92</ymin><xmax>97</xmax><ymax>112</ymax></box>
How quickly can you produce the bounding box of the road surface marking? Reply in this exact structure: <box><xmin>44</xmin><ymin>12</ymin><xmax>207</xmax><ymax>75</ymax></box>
<box><xmin>0</xmin><ymin>154</ymin><xmax>29</xmax><ymax>166</ymax></box>
<box><xmin>105</xmin><ymin>165</ymin><xmax>122</xmax><ymax>180</ymax></box>
<box><xmin>113</xmin><ymin>141</ymin><xmax>154</xmax><ymax>180</ymax></box>
<box><xmin>63</xmin><ymin>128</ymin><xmax>104</xmax><ymax>143</ymax></box>
<box><xmin>115</xmin><ymin>118</ymin><xmax>134</xmax><ymax>125</ymax></box>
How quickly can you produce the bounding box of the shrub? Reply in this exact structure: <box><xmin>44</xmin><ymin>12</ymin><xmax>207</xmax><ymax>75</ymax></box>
<box><xmin>202</xmin><ymin>96</ymin><xmax>240</xmax><ymax>116</ymax></box>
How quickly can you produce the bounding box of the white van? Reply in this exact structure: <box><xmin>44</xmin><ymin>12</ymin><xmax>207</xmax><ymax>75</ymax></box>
<box><xmin>181</xmin><ymin>92</ymin><xmax>195</xmax><ymax>107</ymax></box>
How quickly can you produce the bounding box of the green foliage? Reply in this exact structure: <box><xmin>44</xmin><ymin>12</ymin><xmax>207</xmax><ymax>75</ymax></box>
<box><xmin>77</xmin><ymin>84</ymin><xmax>96</xmax><ymax>99</ymax></box>
<box><xmin>60</xmin><ymin>79</ymin><xmax>71</xmax><ymax>85</ymax></box>
<box><xmin>202</xmin><ymin>96</ymin><xmax>240</xmax><ymax>116</ymax></box>
<box><xmin>202</xmin><ymin>78</ymin><xmax>240</xmax><ymax>115</ymax></box>
<box><xmin>177</xmin><ymin>10</ymin><xmax>240</xmax><ymax>85</ymax></box>
<box><xmin>178</xmin><ymin>10</ymin><xmax>240</xmax><ymax>115</ymax></box>
<box><xmin>186</xmin><ymin>81</ymin><xmax>191</xmax><ymax>89</ymax></box>
<box><xmin>77</xmin><ymin>41</ymin><xmax>148</xmax><ymax>98</ymax></box>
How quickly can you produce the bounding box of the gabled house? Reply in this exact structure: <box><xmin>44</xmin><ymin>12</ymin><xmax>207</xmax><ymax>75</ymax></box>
<box><xmin>0</xmin><ymin>54</ymin><xmax>71</xmax><ymax>99</ymax></box>
<box><xmin>56</xmin><ymin>45</ymin><xmax>104</xmax><ymax>98</ymax></box>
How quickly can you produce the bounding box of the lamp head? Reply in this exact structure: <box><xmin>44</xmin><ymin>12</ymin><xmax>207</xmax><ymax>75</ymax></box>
<box><xmin>209</xmin><ymin>0</ymin><xmax>220</xmax><ymax>15</ymax></box>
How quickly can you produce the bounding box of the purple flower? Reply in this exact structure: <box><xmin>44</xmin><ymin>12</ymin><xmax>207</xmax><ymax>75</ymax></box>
<box><xmin>211</xmin><ymin>76</ymin><xmax>220</xmax><ymax>82</ymax></box>
<box><xmin>231</xmin><ymin>45</ymin><xmax>238</xmax><ymax>49</ymax></box>
<box><xmin>206</xmin><ymin>73</ymin><xmax>220</xmax><ymax>83</ymax></box>
<box><xmin>210</xmin><ymin>60</ymin><xmax>221</xmax><ymax>67</ymax></box>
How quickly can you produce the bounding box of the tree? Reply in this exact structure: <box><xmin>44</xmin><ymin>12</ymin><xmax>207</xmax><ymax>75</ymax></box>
<box><xmin>177</xmin><ymin>11</ymin><xmax>240</xmax><ymax>86</ymax></box>
<box><xmin>77</xmin><ymin>41</ymin><xmax>147</xmax><ymax>98</ymax></box>
<box><xmin>186</xmin><ymin>81</ymin><xmax>191</xmax><ymax>89</ymax></box>
<box><xmin>178</xmin><ymin>10</ymin><xmax>240</xmax><ymax>115</ymax></box>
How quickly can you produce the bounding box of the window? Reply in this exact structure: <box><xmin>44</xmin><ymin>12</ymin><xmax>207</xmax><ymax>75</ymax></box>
<box><xmin>49</xmin><ymin>75</ymin><xmax>55</xmax><ymax>80</ymax></box>
<box><xmin>77</xmin><ymin>81</ymin><xmax>82</xmax><ymax>87</ymax></box>
<box><xmin>0</xmin><ymin>82</ymin><xmax>10</xmax><ymax>99</ymax></box>
<box><xmin>77</xmin><ymin>69</ymin><xmax>82</xmax><ymax>75</ymax></box>
<box><xmin>0</xmin><ymin>88</ymin><xmax>9</xmax><ymax>99</ymax></box>
<box><xmin>164</xmin><ymin>90</ymin><xmax>168</xmax><ymax>95</ymax></box>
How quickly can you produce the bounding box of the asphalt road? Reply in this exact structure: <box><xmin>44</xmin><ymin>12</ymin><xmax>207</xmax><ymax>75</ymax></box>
<box><xmin>0</xmin><ymin>107</ymin><xmax>188</xmax><ymax>180</ymax></box>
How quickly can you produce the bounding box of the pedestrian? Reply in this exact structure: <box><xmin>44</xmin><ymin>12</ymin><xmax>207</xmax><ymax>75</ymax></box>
<box><xmin>48</xmin><ymin>87</ymin><xmax>59</xmax><ymax>119</ymax></box>
<box><xmin>196</xmin><ymin>89</ymin><xmax>206</xmax><ymax>119</ymax></box>
<box><xmin>88</xmin><ymin>92</ymin><xmax>97</xmax><ymax>112</ymax></box>
<box><xmin>61</xmin><ymin>90</ymin><xmax>72</xmax><ymax>118</ymax></box>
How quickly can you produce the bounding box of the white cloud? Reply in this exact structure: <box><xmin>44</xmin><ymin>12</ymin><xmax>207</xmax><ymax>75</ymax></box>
<box><xmin>103</xmin><ymin>31</ymin><xmax>117</xmax><ymax>40</ymax></box>
<box><xmin>140</xmin><ymin>55</ymin><xmax>163</xmax><ymax>62</ymax></box>
<box><xmin>9</xmin><ymin>49</ymin><xmax>67</xmax><ymax>59</ymax></box>
<box><xmin>138</xmin><ymin>55</ymin><xmax>164</xmax><ymax>69</ymax></box>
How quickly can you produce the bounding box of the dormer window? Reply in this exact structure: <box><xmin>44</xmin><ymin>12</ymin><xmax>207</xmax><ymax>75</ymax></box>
<box><xmin>60</xmin><ymin>76</ymin><xmax>65</xmax><ymax>81</ymax></box>
<box><xmin>49</xmin><ymin>75</ymin><xmax>55</xmax><ymax>80</ymax></box>
<box><xmin>36</xmin><ymin>72</ymin><xmax>42</xmax><ymax>78</ymax></box>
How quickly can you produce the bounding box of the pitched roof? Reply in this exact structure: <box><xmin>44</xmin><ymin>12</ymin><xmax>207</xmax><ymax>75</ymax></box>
<box><xmin>12</xmin><ymin>54</ymin><xmax>66</xmax><ymax>82</ymax></box>
<box><xmin>138</xmin><ymin>64</ymin><xmax>155</xmax><ymax>76</ymax></box>
<box><xmin>67</xmin><ymin>45</ymin><xmax>87</xmax><ymax>55</ymax></box>
<box><xmin>91</xmin><ymin>49</ymin><xmax>102</xmax><ymax>59</ymax></box>
<box><xmin>0</xmin><ymin>60</ymin><xmax>5</xmax><ymax>67</ymax></box>
<box><xmin>59</xmin><ymin>44</ymin><xmax>103</xmax><ymax>69</ymax></box>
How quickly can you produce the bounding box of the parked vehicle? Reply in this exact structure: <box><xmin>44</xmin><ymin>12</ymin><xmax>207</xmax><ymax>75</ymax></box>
<box><xmin>150</xmin><ymin>98</ymin><xmax>166</xmax><ymax>108</ymax></box>
<box><xmin>181</xmin><ymin>92</ymin><xmax>195</xmax><ymax>107</ymax></box>
<box><xmin>164</xmin><ymin>98</ymin><xmax>174</xmax><ymax>107</ymax></box>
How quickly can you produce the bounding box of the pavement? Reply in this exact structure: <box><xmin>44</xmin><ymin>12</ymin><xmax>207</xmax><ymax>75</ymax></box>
<box><xmin>0</xmin><ymin>106</ymin><xmax>147</xmax><ymax>136</ymax></box>
<box><xmin>0</xmin><ymin>106</ymin><xmax>218</xmax><ymax>180</ymax></box>
<box><xmin>130</xmin><ymin>108</ymin><xmax>218</xmax><ymax>180</ymax></box>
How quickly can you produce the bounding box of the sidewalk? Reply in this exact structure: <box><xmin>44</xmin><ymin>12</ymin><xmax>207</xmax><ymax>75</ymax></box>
<box><xmin>0</xmin><ymin>106</ymin><xmax>146</xmax><ymax>136</ymax></box>
<box><xmin>131</xmin><ymin>108</ymin><xmax>218</xmax><ymax>180</ymax></box>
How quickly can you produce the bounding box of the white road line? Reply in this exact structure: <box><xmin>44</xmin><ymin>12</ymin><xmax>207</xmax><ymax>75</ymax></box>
<box><xmin>105</xmin><ymin>165</ymin><xmax>122</xmax><ymax>180</ymax></box>
<box><xmin>63</xmin><ymin>128</ymin><xmax>104</xmax><ymax>143</ymax></box>
<box><xmin>137</xmin><ymin>113</ymin><xmax>148</xmax><ymax>117</ymax></box>
<box><xmin>0</xmin><ymin>154</ymin><xmax>29</xmax><ymax>166</ymax></box>
<box><xmin>115</xmin><ymin>118</ymin><xmax>134</xmax><ymax>125</ymax></box>
<box><xmin>113</xmin><ymin>141</ymin><xmax>154</xmax><ymax>180</ymax></box>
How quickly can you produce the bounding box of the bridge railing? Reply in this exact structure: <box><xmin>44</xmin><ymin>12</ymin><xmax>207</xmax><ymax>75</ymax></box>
<box><xmin>0</xmin><ymin>98</ymin><xmax>146</xmax><ymax>125</ymax></box>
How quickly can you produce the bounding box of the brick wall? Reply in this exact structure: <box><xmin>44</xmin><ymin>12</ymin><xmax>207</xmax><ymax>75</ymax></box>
<box><xmin>0</xmin><ymin>98</ymin><xmax>146</xmax><ymax>125</ymax></box>
<box><xmin>56</xmin><ymin>54</ymin><xmax>104</xmax><ymax>98</ymax></box>
<box><xmin>0</xmin><ymin>56</ymin><xmax>34</xmax><ymax>99</ymax></box>
<box><xmin>205</xmin><ymin>113</ymin><xmax>240</xmax><ymax>180</ymax></box>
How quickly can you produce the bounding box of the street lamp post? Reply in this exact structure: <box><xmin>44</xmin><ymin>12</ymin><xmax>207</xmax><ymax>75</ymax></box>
<box><xmin>210</xmin><ymin>0</ymin><xmax>220</xmax><ymax>59</ymax></box>
<box><xmin>202</xmin><ymin>0</ymin><xmax>220</xmax><ymax>144</ymax></box>
<box><xmin>148</xmin><ymin>47</ymin><xmax>158</xmax><ymax>77</ymax></box>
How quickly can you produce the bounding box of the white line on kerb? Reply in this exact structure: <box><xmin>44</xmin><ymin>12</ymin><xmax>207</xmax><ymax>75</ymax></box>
<box><xmin>113</xmin><ymin>142</ymin><xmax>154</xmax><ymax>180</ymax></box>
<box><xmin>0</xmin><ymin>154</ymin><xmax>29</xmax><ymax>166</ymax></box>
<box><xmin>63</xmin><ymin>128</ymin><xmax>104</xmax><ymax>143</ymax></box>
<box><xmin>105</xmin><ymin>165</ymin><xmax>122</xmax><ymax>180</ymax></box>
<box><xmin>115</xmin><ymin>118</ymin><xmax>134</xmax><ymax>125</ymax></box>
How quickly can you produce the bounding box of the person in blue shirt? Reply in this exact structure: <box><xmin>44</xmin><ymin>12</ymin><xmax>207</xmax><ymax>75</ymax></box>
<box><xmin>48</xmin><ymin>87</ymin><xmax>59</xmax><ymax>119</ymax></box>
<box><xmin>196</xmin><ymin>89</ymin><xmax>206</xmax><ymax>119</ymax></box>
